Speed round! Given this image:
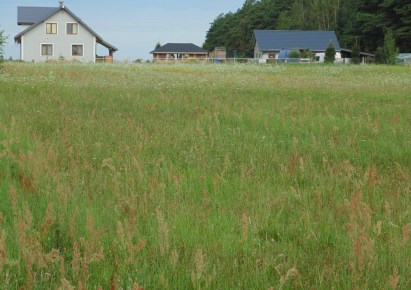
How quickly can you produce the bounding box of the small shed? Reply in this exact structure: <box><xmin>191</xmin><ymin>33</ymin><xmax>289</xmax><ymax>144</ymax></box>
<box><xmin>210</xmin><ymin>47</ymin><xmax>226</xmax><ymax>59</ymax></box>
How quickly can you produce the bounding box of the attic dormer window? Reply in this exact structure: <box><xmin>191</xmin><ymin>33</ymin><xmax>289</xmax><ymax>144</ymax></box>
<box><xmin>46</xmin><ymin>23</ymin><xmax>57</xmax><ymax>34</ymax></box>
<box><xmin>67</xmin><ymin>23</ymin><xmax>78</xmax><ymax>35</ymax></box>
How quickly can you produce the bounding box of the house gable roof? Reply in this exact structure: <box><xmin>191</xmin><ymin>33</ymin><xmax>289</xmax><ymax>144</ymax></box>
<box><xmin>15</xmin><ymin>5</ymin><xmax>118</xmax><ymax>52</ymax></box>
<box><xmin>254</xmin><ymin>30</ymin><xmax>341</xmax><ymax>52</ymax></box>
<box><xmin>150</xmin><ymin>43</ymin><xmax>208</xmax><ymax>54</ymax></box>
<box><xmin>18</xmin><ymin>7</ymin><xmax>59</xmax><ymax>25</ymax></box>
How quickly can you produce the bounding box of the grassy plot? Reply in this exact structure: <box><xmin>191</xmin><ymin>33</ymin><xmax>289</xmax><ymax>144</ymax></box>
<box><xmin>0</xmin><ymin>63</ymin><xmax>410</xmax><ymax>289</ymax></box>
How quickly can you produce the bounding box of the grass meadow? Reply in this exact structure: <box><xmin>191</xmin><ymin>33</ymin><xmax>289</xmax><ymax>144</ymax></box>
<box><xmin>0</xmin><ymin>62</ymin><xmax>410</xmax><ymax>289</ymax></box>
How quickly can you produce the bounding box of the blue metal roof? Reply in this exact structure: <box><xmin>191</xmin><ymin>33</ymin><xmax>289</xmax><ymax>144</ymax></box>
<box><xmin>18</xmin><ymin>7</ymin><xmax>59</xmax><ymax>25</ymax></box>
<box><xmin>254</xmin><ymin>30</ymin><xmax>341</xmax><ymax>52</ymax></box>
<box><xmin>150</xmin><ymin>43</ymin><xmax>208</xmax><ymax>54</ymax></box>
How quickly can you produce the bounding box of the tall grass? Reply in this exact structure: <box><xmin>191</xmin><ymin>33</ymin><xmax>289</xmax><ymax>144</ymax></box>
<box><xmin>0</xmin><ymin>62</ymin><xmax>410</xmax><ymax>288</ymax></box>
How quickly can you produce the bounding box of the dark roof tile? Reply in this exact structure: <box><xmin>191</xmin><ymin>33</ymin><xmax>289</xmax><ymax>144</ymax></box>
<box><xmin>18</xmin><ymin>7</ymin><xmax>59</xmax><ymax>25</ymax></box>
<box><xmin>151</xmin><ymin>43</ymin><xmax>207</xmax><ymax>54</ymax></box>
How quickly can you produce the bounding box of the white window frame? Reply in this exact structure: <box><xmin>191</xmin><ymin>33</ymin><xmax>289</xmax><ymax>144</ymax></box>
<box><xmin>71</xmin><ymin>44</ymin><xmax>84</xmax><ymax>57</ymax></box>
<box><xmin>41</xmin><ymin>43</ymin><xmax>54</xmax><ymax>56</ymax></box>
<box><xmin>45</xmin><ymin>22</ymin><xmax>58</xmax><ymax>35</ymax></box>
<box><xmin>66</xmin><ymin>22</ymin><xmax>79</xmax><ymax>35</ymax></box>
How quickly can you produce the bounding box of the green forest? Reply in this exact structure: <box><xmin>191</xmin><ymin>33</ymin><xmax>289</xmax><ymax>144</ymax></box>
<box><xmin>203</xmin><ymin>0</ymin><xmax>411</xmax><ymax>57</ymax></box>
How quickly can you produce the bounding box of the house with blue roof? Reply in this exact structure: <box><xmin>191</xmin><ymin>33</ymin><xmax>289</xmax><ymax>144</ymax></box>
<box><xmin>14</xmin><ymin>1</ymin><xmax>117</xmax><ymax>63</ymax></box>
<box><xmin>253</xmin><ymin>30</ymin><xmax>341</xmax><ymax>63</ymax></box>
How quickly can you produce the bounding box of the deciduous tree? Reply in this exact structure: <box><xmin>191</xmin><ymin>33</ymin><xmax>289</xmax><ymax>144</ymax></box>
<box><xmin>382</xmin><ymin>29</ymin><xmax>399</xmax><ymax>65</ymax></box>
<box><xmin>0</xmin><ymin>27</ymin><xmax>8</xmax><ymax>63</ymax></box>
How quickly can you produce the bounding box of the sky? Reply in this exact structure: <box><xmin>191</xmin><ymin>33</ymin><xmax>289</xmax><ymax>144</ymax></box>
<box><xmin>0</xmin><ymin>0</ymin><xmax>244</xmax><ymax>60</ymax></box>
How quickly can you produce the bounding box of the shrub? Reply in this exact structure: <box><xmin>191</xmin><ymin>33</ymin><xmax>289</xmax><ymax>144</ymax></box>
<box><xmin>375</xmin><ymin>47</ymin><xmax>385</xmax><ymax>64</ymax></box>
<box><xmin>324</xmin><ymin>42</ymin><xmax>336</xmax><ymax>63</ymax></box>
<box><xmin>302</xmin><ymin>50</ymin><xmax>315</xmax><ymax>62</ymax></box>
<box><xmin>288</xmin><ymin>49</ymin><xmax>300</xmax><ymax>59</ymax></box>
<box><xmin>351</xmin><ymin>44</ymin><xmax>361</xmax><ymax>64</ymax></box>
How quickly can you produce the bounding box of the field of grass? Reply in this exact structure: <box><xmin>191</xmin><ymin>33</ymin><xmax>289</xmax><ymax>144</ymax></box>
<box><xmin>0</xmin><ymin>62</ymin><xmax>410</xmax><ymax>289</ymax></box>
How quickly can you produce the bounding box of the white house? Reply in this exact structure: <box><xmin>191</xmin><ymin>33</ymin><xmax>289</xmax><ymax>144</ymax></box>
<box><xmin>253</xmin><ymin>30</ymin><xmax>341</xmax><ymax>62</ymax></box>
<box><xmin>14</xmin><ymin>1</ymin><xmax>117</xmax><ymax>63</ymax></box>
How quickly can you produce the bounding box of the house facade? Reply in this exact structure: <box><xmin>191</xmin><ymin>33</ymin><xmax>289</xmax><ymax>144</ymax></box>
<box><xmin>150</xmin><ymin>43</ymin><xmax>208</xmax><ymax>62</ymax></box>
<box><xmin>15</xmin><ymin>2</ymin><xmax>117</xmax><ymax>63</ymax></box>
<box><xmin>253</xmin><ymin>30</ymin><xmax>341</xmax><ymax>62</ymax></box>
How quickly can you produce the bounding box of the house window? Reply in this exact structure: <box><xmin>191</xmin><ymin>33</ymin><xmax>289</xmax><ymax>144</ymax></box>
<box><xmin>67</xmin><ymin>23</ymin><xmax>78</xmax><ymax>35</ymax></box>
<box><xmin>72</xmin><ymin>45</ymin><xmax>83</xmax><ymax>56</ymax></box>
<box><xmin>41</xmin><ymin>44</ymin><xmax>53</xmax><ymax>56</ymax></box>
<box><xmin>46</xmin><ymin>23</ymin><xmax>57</xmax><ymax>34</ymax></box>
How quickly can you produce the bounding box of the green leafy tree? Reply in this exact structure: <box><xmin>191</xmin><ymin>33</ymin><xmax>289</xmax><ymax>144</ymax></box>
<box><xmin>0</xmin><ymin>27</ymin><xmax>9</xmax><ymax>64</ymax></box>
<box><xmin>355</xmin><ymin>0</ymin><xmax>384</xmax><ymax>52</ymax></box>
<box><xmin>374</xmin><ymin>47</ymin><xmax>386</xmax><ymax>64</ymax></box>
<box><xmin>324</xmin><ymin>42</ymin><xmax>336</xmax><ymax>63</ymax></box>
<box><xmin>355</xmin><ymin>0</ymin><xmax>410</xmax><ymax>53</ymax></box>
<box><xmin>301</xmin><ymin>50</ymin><xmax>315</xmax><ymax>62</ymax></box>
<box><xmin>379</xmin><ymin>0</ymin><xmax>411</xmax><ymax>52</ymax></box>
<box><xmin>351</xmin><ymin>44</ymin><xmax>361</xmax><ymax>64</ymax></box>
<box><xmin>288</xmin><ymin>49</ymin><xmax>300</xmax><ymax>59</ymax></box>
<box><xmin>382</xmin><ymin>29</ymin><xmax>399</xmax><ymax>64</ymax></box>
<box><xmin>155</xmin><ymin>42</ymin><xmax>161</xmax><ymax>50</ymax></box>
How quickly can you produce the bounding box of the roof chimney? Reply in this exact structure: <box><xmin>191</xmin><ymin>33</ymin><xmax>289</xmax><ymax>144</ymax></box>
<box><xmin>59</xmin><ymin>1</ymin><xmax>64</xmax><ymax>8</ymax></box>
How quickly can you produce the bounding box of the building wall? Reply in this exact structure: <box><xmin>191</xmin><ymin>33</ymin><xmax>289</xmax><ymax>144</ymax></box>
<box><xmin>153</xmin><ymin>53</ymin><xmax>208</xmax><ymax>60</ymax></box>
<box><xmin>255</xmin><ymin>47</ymin><xmax>342</xmax><ymax>62</ymax></box>
<box><xmin>210</xmin><ymin>48</ymin><xmax>226</xmax><ymax>59</ymax></box>
<box><xmin>254</xmin><ymin>43</ymin><xmax>261</xmax><ymax>59</ymax></box>
<box><xmin>191</xmin><ymin>54</ymin><xmax>208</xmax><ymax>59</ymax></box>
<box><xmin>261</xmin><ymin>52</ymin><xmax>279</xmax><ymax>60</ymax></box>
<box><xmin>255</xmin><ymin>40</ymin><xmax>343</xmax><ymax>62</ymax></box>
<box><xmin>19</xmin><ymin>25</ymin><xmax>31</xmax><ymax>31</ymax></box>
<box><xmin>21</xmin><ymin>9</ymin><xmax>95</xmax><ymax>62</ymax></box>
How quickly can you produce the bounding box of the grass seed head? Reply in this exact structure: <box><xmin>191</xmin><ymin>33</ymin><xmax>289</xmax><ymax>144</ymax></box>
<box><xmin>156</xmin><ymin>208</ymin><xmax>169</xmax><ymax>256</ymax></box>
<box><xmin>402</xmin><ymin>223</ymin><xmax>411</xmax><ymax>245</ymax></box>
<box><xmin>389</xmin><ymin>267</ymin><xmax>400</xmax><ymax>290</ymax></box>
<box><xmin>0</xmin><ymin>230</ymin><xmax>6</xmax><ymax>274</ymax></box>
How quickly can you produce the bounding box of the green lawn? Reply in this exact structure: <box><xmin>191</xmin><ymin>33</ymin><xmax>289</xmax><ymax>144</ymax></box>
<box><xmin>0</xmin><ymin>62</ymin><xmax>410</xmax><ymax>289</ymax></box>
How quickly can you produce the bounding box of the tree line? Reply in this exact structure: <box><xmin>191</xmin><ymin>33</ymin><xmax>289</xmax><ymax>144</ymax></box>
<box><xmin>203</xmin><ymin>0</ymin><xmax>411</xmax><ymax>58</ymax></box>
